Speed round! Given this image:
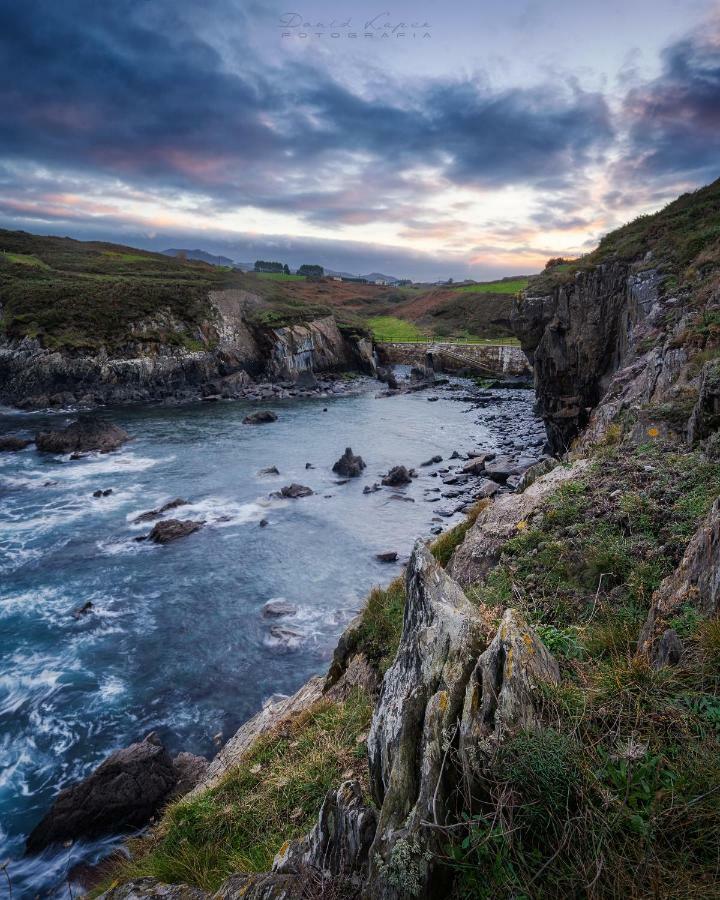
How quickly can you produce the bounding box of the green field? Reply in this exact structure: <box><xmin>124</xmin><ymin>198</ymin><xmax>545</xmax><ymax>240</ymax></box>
<box><xmin>366</xmin><ymin>316</ymin><xmax>427</xmax><ymax>342</ymax></box>
<box><xmin>253</xmin><ymin>272</ymin><xmax>307</xmax><ymax>281</ymax></box>
<box><xmin>1</xmin><ymin>252</ymin><xmax>50</xmax><ymax>268</ymax></box>
<box><xmin>453</xmin><ymin>278</ymin><xmax>529</xmax><ymax>294</ymax></box>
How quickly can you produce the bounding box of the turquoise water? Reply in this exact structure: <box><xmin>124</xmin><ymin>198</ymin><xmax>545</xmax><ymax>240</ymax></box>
<box><xmin>0</xmin><ymin>379</ymin><xmax>539</xmax><ymax>896</ymax></box>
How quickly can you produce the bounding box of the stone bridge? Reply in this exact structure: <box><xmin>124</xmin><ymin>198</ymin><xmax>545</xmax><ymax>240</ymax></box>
<box><xmin>377</xmin><ymin>341</ymin><xmax>531</xmax><ymax>378</ymax></box>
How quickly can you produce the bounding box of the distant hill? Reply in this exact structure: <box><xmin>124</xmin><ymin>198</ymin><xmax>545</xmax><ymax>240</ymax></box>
<box><xmin>163</xmin><ymin>248</ymin><xmax>235</xmax><ymax>267</ymax></box>
<box><xmin>363</xmin><ymin>272</ymin><xmax>400</xmax><ymax>283</ymax></box>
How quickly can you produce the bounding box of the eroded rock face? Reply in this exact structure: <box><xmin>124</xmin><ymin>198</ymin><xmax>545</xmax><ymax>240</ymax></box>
<box><xmin>35</xmin><ymin>417</ymin><xmax>130</xmax><ymax>453</ymax></box>
<box><xmin>638</xmin><ymin>497</ymin><xmax>720</xmax><ymax>666</ymax></box>
<box><xmin>459</xmin><ymin>609</ymin><xmax>560</xmax><ymax>788</ymax></box>
<box><xmin>97</xmin><ymin>878</ymin><xmax>209</xmax><ymax>899</ymax></box>
<box><xmin>27</xmin><ymin>735</ymin><xmax>178</xmax><ymax>852</ymax></box>
<box><xmin>148</xmin><ymin>519</ymin><xmax>204</xmax><ymax>544</ymax></box>
<box><xmin>273</xmin><ymin>779</ymin><xmax>377</xmax><ymax>885</ymax></box>
<box><xmin>333</xmin><ymin>447</ymin><xmax>366</xmax><ymax>477</ymax></box>
<box><xmin>365</xmin><ymin>541</ymin><xmax>491</xmax><ymax>898</ymax></box>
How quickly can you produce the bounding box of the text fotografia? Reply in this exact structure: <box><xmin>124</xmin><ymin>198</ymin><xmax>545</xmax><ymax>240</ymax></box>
<box><xmin>278</xmin><ymin>12</ymin><xmax>432</xmax><ymax>39</ymax></box>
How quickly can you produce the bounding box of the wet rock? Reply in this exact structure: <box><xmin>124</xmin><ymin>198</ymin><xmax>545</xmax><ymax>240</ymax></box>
<box><xmin>273</xmin><ymin>779</ymin><xmax>377</xmax><ymax>884</ymax></box>
<box><xmin>280</xmin><ymin>483</ymin><xmax>313</xmax><ymax>499</ymax></box>
<box><xmin>73</xmin><ymin>601</ymin><xmax>94</xmax><ymax>619</ymax></box>
<box><xmin>381</xmin><ymin>465</ymin><xmax>412</xmax><ymax>486</ymax></box>
<box><xmin>134</xmin><ymin>498</ymin><xmax>189</xmax><ymax>524</ymax></box>
<box><xmin>461</xmin><ymin>454</ymin><xmax>494</xmax><ymax>475</ymax></box>
<box><xmin>259</xmin><ymin>519</ymin><xmax>269</xmax><ymax>528</ymax></box>
<box><xmin>268</xmin><ymin>624</ymin><xmax>304</xmax><ymax>648</ymax></box>
<box><xmin>26</xmin><ymin>734</ymin><xmax>178</xmax><ymax>851</ymax></box>
<box><xmin>450</xmin><ymin>450</ymin><xmax>463</xmax><ymax>460</ymax></box>
<box><xmin>376</xmin><ymin>551</ymin><xmax>398</xmax><ymax>563</ymax></box>
<box><xmin>243</xmin><ymin>410</ymin><xmax>278</xmax><ymax>425</ymax></box>
<box><xmin>420</xmin><ymin>455</ymin><xmax>443</xmax><ymax>467</ymax></box>
<box><xmin>262</xmin><ymin>599</ymin><xmax>298</xmax><ymax>617</ymax></box>
<box><xmin>332</xmin><ymin>447</ymin><xmax>366</xmax><ymax>477</ymax></box>
<box><xmin>35</xmin><ymin>417</ymin><xmax>130</xmax><ymax>454</ymax></box>
<box><xmin>0</xmin><ymin>435</ymin><xmax>32</xmax><ymax>451</ymax></box>
<box><xmin>363</xmin><ymin>483</ymin><xmax>381</xmax><ymax>494</ymax></box>
<box><xmin>148</xmin><ymin>519</ymin><xmax>204</xmax><ymax>544</ymax></box>
<box><xmin>92</xmin><ymin>488</ymin><xmax>113</xmax><ymax>498</ymax></box>
<box><xmin>258</xmin><ymin>466</ymin><xmax>280</xmax><ymax>476</ymax></box>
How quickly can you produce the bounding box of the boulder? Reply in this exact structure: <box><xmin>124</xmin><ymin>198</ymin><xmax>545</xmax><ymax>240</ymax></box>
<box><xmin>35</xmin><ymin>417</ymin><xmax>130</xmax><ymax>454</ymax></box>
<box><xmin>363</xmin><ymin>483</ymin><xmax>381</xmax><ymax>494</ymax></box>
<box><xmin>148</xmin><ymin>519</ymin><xmax>204</xmax><ymax>544</ymax></box>
<box><xmin>381</xmin><ymin>465</ymin><xmax>412</xmax><ymax>487</ymax></box>
<box><xmin>258</xmin><ymin>466</ymin><xmax>280</xmax><ymax>476</ymax></box>
<box><xmin>420</xmin><ymin>455</ymin><xmax>443</xmax><ymax>467</ymax></box>
<box><xmin>73</xmin><ymin>601</ymin><xmax>94</xmax><ymax>619</ymax></box>
<box><xmin>0</xmin><ymin>436</ymin><xmax>32</xmax><ymax>451</ymax></box>
<box><xmin>653</xmin><ymin>628</ymin><xmax>684</xmax><ymax>669</ymax></box>
<box><xmin>243</xmin><ymin>410</ymin><xmax>278</xmax><ymax>425</ymax></box>
<box><xmin>461</xmin><ymin>454</ymin><xmax>494</xmax><ymax>475</ymax></box>
<box><xmin>26</xmin><ymin>734</ymin><xmax>178</xmax><ymax>851</ymax></box>
<box><xmin>332</xmin><ymin>447</ymin><xmax>366</xmax><ymax>477</ymax></box>
<box><xmin>134</xmin><ymin>498</ymin><xmax>188</xmax><ymax>524</ymax></box>
<box><xmin>92</xmin><ymin>488</ymin><xmax>113</xmax><ymax>498</ymax></box>
<box><xmin>280</xmin><ymin>483</ymin><xmax>313</xmax><ymax>499</ymax></box>
<box><xmin>376</xmin><ymin>551</ymin><xmax>398</xmax><ymax>563</ymax></box>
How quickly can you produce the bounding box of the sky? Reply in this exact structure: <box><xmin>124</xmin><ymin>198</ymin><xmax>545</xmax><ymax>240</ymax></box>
<box><xmin>0</xmin><ymin>0</ymin><xmax>719</xmax><ymax>280</ymax></box>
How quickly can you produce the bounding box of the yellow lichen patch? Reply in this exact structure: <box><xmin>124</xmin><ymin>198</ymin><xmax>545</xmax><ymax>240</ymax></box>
<box><xmin>522</xmin><ymin>633</ymin><xmax>536</xmax><ymax>655</ymax></box>
<box><xmin>647</xmin><ymin>426</ymin><xmax>660</xmax><ymax>438</ymax></box>
<box><xmin>516</xmin><ymin>519</ymin><xmax>528</xmax><ymax>531</ymax></box>
<box><xmin>277</xmin><ymin>840</ymin><xmax>290</xmax><ymax>856</ymax></box>
<box><xmin>438</xmin><ymin>690</ymin><xmax>449</xmax><ymax>713</ymax></box>
<box><xmin>505</xmin><ymin>646</ymin><xmax>514</xmax><ymax>678</ymax></box>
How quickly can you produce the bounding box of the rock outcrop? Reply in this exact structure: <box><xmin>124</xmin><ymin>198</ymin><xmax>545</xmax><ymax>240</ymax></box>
<box><xmin>333</xmin><ymin>447</ymin><xmax>366</xmax><ymax>477</ymax></box>
<box><xmin>35</xmin><ymin>417</ymin><xmax>130</xmax><ymax>453</ymax></box>
<box><xmin>243</xmin><ymin>410</ymin><xmax>278</xmax><ymax>425</ymax></box>
<box><xmin>148</xmin><ymin>519</ymin><xmax>204</xmax><ymax>544</ymax></box>
<box><xmin>381</xmin><ymin>466</ymin><xmax>412</xmax><ymax>486</ymax></box>
<box><xmin>0</xmin><ymin>435</ymin><xmax>32</xmax><ymax>451</ymax></box>
<box><xmin>27</xmin><ymin>734</ymin><xmax>182</xmax><ymax>851</ymax></box>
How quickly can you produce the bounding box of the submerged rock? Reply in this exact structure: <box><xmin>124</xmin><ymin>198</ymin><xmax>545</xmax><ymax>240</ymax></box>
<box><xmin>134</xmin><ymin>498</ymin><xmax>189</xmax><ymax>524</ymax></box>
<box><xmin>73</xmin><ymin>601</ymin><xmax>94</xmax><ymax>619</ymax></box>
<box><xmin>258</xmin><ymin>466</ymin><xmax>280</xmax><ymax>476</ymax></box>
<box><xmin>148</xmin><ymin>519</ymin><xmax>204</xmax><ymax>544</ymax></box>
<box><xmin>243</xmin><ymin>410</ymin><xmax>278</xmax><ymax>425</ymax></box>
<box><xmin>420</xmin><ymin>455</ymin><xmax>443</xmax><ymax>467</ymax></box>
<box><xmin>376</xmin><ymin>551</ymin><xmax>398</xmax><ymax>563</ymax></box>
<box><xmin>280</xmin><ymin>483</ymin><xmax>313</xmax><ymax>499</ymax></box>
<box><xmin>262</xmin><ymin>599</ymin><xmax>298</xmax><ymax>618</ymax></box>
<box><xmin>35</xmin><ymin>417</ymin><xmax>130</xmax><ymax>454</ymax></box>
<box><xmin>332</xmin><ymin>446</ymin><xmax>366</xmax><ymax>477</ymax></box>
<box><xmin>26</xmin><ymin>734</ymin><xmax>178</xmax><ymax>852</ymax></box>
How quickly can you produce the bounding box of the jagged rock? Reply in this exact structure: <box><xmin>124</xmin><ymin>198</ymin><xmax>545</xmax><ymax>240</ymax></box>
<box><xmin>92</xmin><ymin>488</ymin><xmax>113</xmax><ymax>498</ymax></box>
<box><xmin>273</xmin><ymin>779</ymin><xmax>377</xmax><ymax>884</ymax></box>
<box><xmin>376</xmin><ymin>551</ymin><xmax>398</xmax><ymax>563</ymax></box>
<box><xmin>149</xmin><ymin>519</ymin><xmax>204</xmax><ymax>544</ymax></box>
<box><xmin>26</xmin><ymin>734</ymin><xmax>178</xmax><ymax>851</ymax></box>
<box><xmin>73</xmin><ymin>601</ymin><xmax>94</xmax><ymax>618</ymax></box>
<box><xmin>420</xmin><ymin>455</ymin><xmax>443</xmax><ymax>467</ymax></box>
<box><xmin>483</xmin><ymin>455</ymin><xmax>537</xmax><ymax>483</ymax></box>
<box><xmin>243</xmin><ymin>410</ymin><xmax>278</xmax><ymax>424</ymax></box>
<box><xmin>170</xmin><ymin>753</ymin><xmax>209</xmax><ymax>800</ymax></box>
<box><xmin>638</xmin><ymin>497</ymin><xmax>720</xmax><ymax>664</ymax></box>
<box><xmin>258</xmin><ymin>466</ymin><xmax>280</xmax><ymax>476</ymax></box>
<box><xmin>363</xmin><ymin>483</ymin><xmax>381</xmax><ymax>494</ymax></box>
<box><xmin>96</xmin><ymin>878</ymin><xmax>208</xmax><ymax>899</ymax></box>
<box><xmin>377</xmin><ymin>366</ymin><xmax>399</xmax><ymax>390</ymax></box>
<box><xmin>333</xmin><ymin>447</ymin><xmax>366</xmax><ymax>477</ymax></box>
<box><xmin>280</xmin><ymin>483</ymin><xmax>313</xmax><ymax>498</ymax></box>
<box><xmin>461</xmin><ymin>454</ymin><xmax>494</xmax><ymax>475</ymax></box>
<box><xmin>474</xmin><ymin>478</ymin><xmax>500</xmax><ymax>499</ymax></box>
<box><xmin>366</xmin><ymin>541</ymin><xmax>492</xmax><ymax>898</ymax></box>
<box><xmin>459</xmin><ymin>609</ymin><xmax>560</xmax><ymax>786</ymax></box>
<box><xmin>35</xmin><ymin>417</ymin><xmax>130</xmax><ymax>453</ymax></box>
<box><xmin>214</xmin><ymin>873</ymin><xmax>305</xmax><ymax>899</ymax></box>
<box><xmin>134</xmin><ymin>498</ymin><xmax>189</xmax><ymax>524</ymax></box>
<box><xmin>653</xmin><ymin>629</ymin><xmax>684</xmax><ymax>669</ymax></box>
<box><xmin>381</xmin><ymin>465</ymin><xmax>412</xmax><ymax>486</ymax></box>
<box><xmin>0</xmin><ymin>435</ymin><xmax>32</xmax><ymax>451</ymax></box>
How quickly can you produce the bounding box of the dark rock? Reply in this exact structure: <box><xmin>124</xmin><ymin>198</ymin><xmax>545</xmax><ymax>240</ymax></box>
<box><xmin>258</xmin><ymin>466</ymin><xmax>280</xmax><ymax>476</ymax></box>
<box><xmin>243</xmin><ymin>410</ymin><xmax>278</xmax><ymax>425</ymax></box>
<box><xmin>0</xmin><ymin>436</ymin><xmax>32</xmax><ymax>452</ymax></box>
<box><xmin>450</xmin><ymin>450</ymin><xmax>462</xmax><ymax>459</ymax></box>
<box><xmin>376</xmin><ymin>551</ymin><xmax>398</xmax><ymax>563</ymax></box>
<box><xmin>332</xmin><ymin>447</ymin><xmax>366</xmax><ymax>477</ymax></box>
<box><xmin>304</xmin><ymin>462</ymin><xmax>314</xmax><ymax>469</ymax></box>
<box><xmin>420</xmin><ymin>455</ymin><xmax>443</xmax><ymax>467</ymax></box>
<box><xmin>170</xmin><ymin>753</ymin><xmax>209</xmax><ymax>800</ymax></box>
<box><xmin>134</xmin><ymin>498</ymin><xmax>189</xmax><ymax>524</ymax></box>
<box><xmin>35</xmin><ymin>417</ymin><xmax>130</xmax><ymax>454</ymax></box>
<box><xmin>26</xmin><ymin>734</ymin><xmax>178</xmax><ymax>851</ymax></box>
<box><xmin>268</xmin><ymin>624</ymin><xmax>304</xmax><ymax>648</ymax></box>
<box><xmin>262</xmin><ymin>599</ymin><xmax>298</xmax><ymax>618</ymax></box>
<box><xmin>259</xmin><ymin>519</ymin><xmax>269</xmax><ymax>528</ymax></box>
<box><xmin>92</xmin><ymin>488</ymin><xmax>113</xmax><ymax>498</ymax></box>
<box><xmin>148</xmin><ymin>519</ymin><xmax>204</xmax><ymax>544</ymax></box>
<box><xmin>280</xmin><ymin>484</ymin><xmax>313</xmax><ymax>499</ymax></box>
<box><xmin>96</xmin><ymin>877</ymin><xmax>208</xmax><ymax>899</ymax></box>
<box><xmin>381</xmin><ymin>465</ymin><xmax>412</xmax><ymax>486</ymax></box>
<box><xmin>73</xmin><ymin>601</ymin><xmax>94</xmax><ymax>619</ymax></box>
<box><xmin>653</xmin><ymin>628</ymin><xmax>684</xmax><ymax>669</ymax></box>
<box><xmin>363</xmin><ymin>483</ymin><xmax>381</xmax><ymax>494</ymax></box>
<box><xmin>462</xmin><ymin>453</ymin><xmax>494</xmax><ymax>475</ymax></box>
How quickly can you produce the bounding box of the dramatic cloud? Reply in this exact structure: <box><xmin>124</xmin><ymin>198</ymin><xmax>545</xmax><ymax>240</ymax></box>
<box><xmin>0</xmin><ymin>0</ymin><xmax>717</xmax><ymax>277</ymax></box>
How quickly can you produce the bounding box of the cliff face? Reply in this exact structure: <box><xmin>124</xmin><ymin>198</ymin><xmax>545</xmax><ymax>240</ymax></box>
<box><xmin>0</xmin><ymin>291</ymin><xmax>375</xmax><ymax>409</ymax></box>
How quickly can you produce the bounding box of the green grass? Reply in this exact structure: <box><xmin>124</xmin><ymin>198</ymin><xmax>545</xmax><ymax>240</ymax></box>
<box><xmin>452</xmin><ymin>278</ymin><xmax>529</xmax><ymax>294</ymax></box>
<box><xmin>367</xmin><ymin>315</ymin><xmax>427</xmax><ymax>342</ymax></box>
<box><xmin>93</xmin><ymin>690</ymin><xmax>373</xmax><ymax>894</ymax></box>
<box><xmin>1</xmin><ymin>252</ymin><xmax>50</xmax><ymax>268</ymax></box>
<box><xmin>253</xmin><ymin>272</ymin><xmax>307</xmax><ymax>281</ymax></box>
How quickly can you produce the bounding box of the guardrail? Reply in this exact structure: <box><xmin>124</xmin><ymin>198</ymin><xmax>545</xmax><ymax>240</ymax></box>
<box><xmin>373</xmin><ymin>335</ymin><xmax>519</xmax><ymax>346</ymax></box>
